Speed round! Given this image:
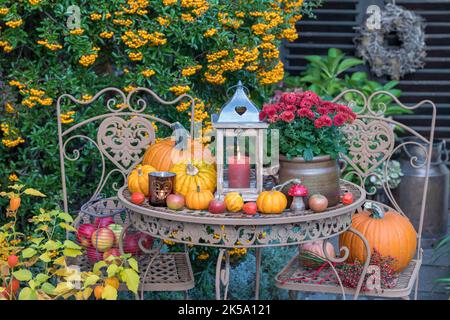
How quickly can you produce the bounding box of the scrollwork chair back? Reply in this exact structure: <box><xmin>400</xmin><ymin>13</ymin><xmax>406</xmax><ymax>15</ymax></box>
<box><xmin>57</xmin><ymin>87</ymin><xmax>195</xmax><ymax>213</ymax></box>
<box><xmin>333</xmin><ymin>89</ymin><xmax>436</xmax><ymax>259</ymax></box>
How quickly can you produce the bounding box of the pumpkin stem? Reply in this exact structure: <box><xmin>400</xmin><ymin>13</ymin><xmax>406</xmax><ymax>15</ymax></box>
<box><xmin>187</xmin><ymin>163</ymin><xmax>199</xmax><ymax>176</ymax></box>
<box><xmin>137</xmin><ymin>165</ymin><xmax>143</xmax><ymax>176</ymax></box>
<box><xmin>364</xmin><ymin>201</ymin><xmax>384</xmax><ymax>219</ymax></box>
<box><xmin>196</xmin><ymin>185</ymin><xmax>201</xmax><ymax>193</ymax></box>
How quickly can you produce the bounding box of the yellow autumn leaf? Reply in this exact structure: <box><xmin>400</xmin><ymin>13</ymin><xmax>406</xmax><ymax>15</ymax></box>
<box><xmin>53</xmin><ymin>282</ymin><xmax>74</xmax><ymax>295</ymax></box>
<box><xmin>101</xmin><ymin>284</ymin><xmax>118</xmax><ymax>300</ymax></box>
<box><xmin>83</xmin><ymin>287</ymin><xmax>93</xmax><ymax>300</ymax></box>
<box><xmin>59</xmin><ymin>222</ymin><xmax>77</xmax><ymax>232</ymax></box>
<box><xmin>23</xmin><ymin>188</ymin><xmax>46</xmax><ymax>197</ymax></box>
<box><xmin>53</xmin><ymin>256</ymin><xmax>66</xmax><ymax>266</ymax></box>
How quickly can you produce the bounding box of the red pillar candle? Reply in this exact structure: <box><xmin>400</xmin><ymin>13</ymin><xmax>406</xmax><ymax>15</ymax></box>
<box><xmin>228</xmin><ymin>153</ymin><xmax>250</xmax><ymax>188</ymax></box>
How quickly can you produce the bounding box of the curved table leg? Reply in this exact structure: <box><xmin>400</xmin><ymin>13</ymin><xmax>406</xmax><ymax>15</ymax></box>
<box><xmin>215</xmin><ymin>249</ymin><xmax>230</xmax><ymax>300</ymax></box>
<box><xmin>255</xmin><ymin>247</ymin><xmax>262</xmax><ymax>300</ymax></box>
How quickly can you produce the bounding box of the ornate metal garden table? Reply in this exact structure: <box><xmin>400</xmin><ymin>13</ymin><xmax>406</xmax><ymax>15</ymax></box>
<box><xmin>117</xmin><ymin>180</ymin><xmax>366</xmax><ymax>300</ymax></box>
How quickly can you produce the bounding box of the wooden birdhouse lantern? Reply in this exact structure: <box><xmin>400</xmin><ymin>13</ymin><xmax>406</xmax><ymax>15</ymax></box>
<box><xmin>212</xmin><ymin>81</ymin><xmax>269</xmax><ymax>201</ymax></box>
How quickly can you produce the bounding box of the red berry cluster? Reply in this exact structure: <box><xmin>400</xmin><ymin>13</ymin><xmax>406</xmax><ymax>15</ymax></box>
<box><xmin>335</xmin><ymin>249</ymin><xmax>399</xmax><ymax>291</ymax></box>
<box><xmin>259</xmin><ymin>91</ymin><xmax>356</xmax><ymax>128</ymax></box>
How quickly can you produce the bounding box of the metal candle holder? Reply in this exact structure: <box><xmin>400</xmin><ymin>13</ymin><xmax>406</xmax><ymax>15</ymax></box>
<box><xmin>149</xmin><ymin>172</ymin><xmax>176</xmax><ymax>206</ymax></box>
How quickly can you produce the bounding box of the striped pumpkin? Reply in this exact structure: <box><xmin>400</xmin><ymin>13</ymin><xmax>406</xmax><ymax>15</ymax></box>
<box><xmin>170</xmin><ymin>162</ymin><xmax>216</xmax><ymax>196</ymax></box>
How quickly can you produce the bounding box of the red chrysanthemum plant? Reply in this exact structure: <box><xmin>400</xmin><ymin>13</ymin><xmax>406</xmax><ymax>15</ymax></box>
<box><xmin>259</xmin><ymin>91</ymin><xmax>356</xmax><ymax>160</ymax></box>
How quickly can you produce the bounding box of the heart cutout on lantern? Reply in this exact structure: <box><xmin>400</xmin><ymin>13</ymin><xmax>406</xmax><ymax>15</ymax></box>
<box><xmin>340</xmin><ymin>118</ymin><xmax>395</xmax><ymax>178</ymax></box>
<box><xmin>97</xmin><ymin>116</ymin><xmax>155</xmax><ymax>173</ymax></box>
<box><xmin>235</xmin><ymin>106</ymin><xmax>247</xmax><ymax>116</ymax></box>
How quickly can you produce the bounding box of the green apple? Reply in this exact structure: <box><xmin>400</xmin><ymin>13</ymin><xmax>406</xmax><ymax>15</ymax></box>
<box><xmin>108</xmin><ymin>224</ymin><xmax>123</xmax><ymax>245</ymax></box>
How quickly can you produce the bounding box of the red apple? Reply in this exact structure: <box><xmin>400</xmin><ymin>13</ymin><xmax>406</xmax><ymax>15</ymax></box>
<box><xmin>131</xmin><ymin>192</ymin><xmax>145</xmax><ymax>205</ymax></box>
<box><xmin>166</xmin><ymin>194</ymin><xmax>185</xmax><ymax>210</ymax></box>
<box><xmin>208</xmin><ymin>199</ymin><xmax>226</xmax><ymax>214</ymax></box>
<box><xmin>308</xmin><ymin>194</ymin><xmax>329</xmax><ymax>213</ymax></box>
<box><xmin>86</xmin><ymin>246</ymin><xmax>104</xmax><ymax>263</ymax></box>
<box><xmin>77</xmin><ymin>223</ymin><xmax>97</xmax><ymax>247</ymax></box>
<box><xmin>103</xmin><ymin>248</ymin><xmax>121</xmax><ymax>265</ymax></box>
<box><xmin>123</xmin><ymin>233</ymin><xmax>140</xmax><ymax>256</ymax></box>
<box><xmin>243</xmin><ymin>202</ymin><xmax>257</xmax><ymax>215</ymax></box>
<box><xmin>108</xmin><ymin>224</ymin><xmax>123</xmax><ymax>245</ymax></box>
<box><xmin>91</xmin><ymin>228</ymin><xmax>115</xmax><ymax>252</ymax></box>
<box><xmin>93</xmin><ymin>216</ymin><xmax>115</xmax><ymax>228</ymax></box>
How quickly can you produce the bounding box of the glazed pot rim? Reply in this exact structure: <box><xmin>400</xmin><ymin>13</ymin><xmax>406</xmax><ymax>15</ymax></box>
<box><xmin>279</xmin><ymin>154</ymin><xmax>333</xmax><ymax>163</ymax></box>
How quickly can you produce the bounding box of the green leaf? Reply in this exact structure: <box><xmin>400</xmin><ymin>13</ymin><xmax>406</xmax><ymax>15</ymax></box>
<box><xmin>58</xmin><ymin>211</ymin><xmax>74</xmax><ymax>223</ymax></box>
<box><xmin>41</xmin><ymin>282</ymin><xmax>56</xmax><ymax>295</ymax></box>
<box><xmin>337</xmin><ymin>58</ymin><xmax>363</xmax><ymax>75</ymax></box>
<box><xmin>128</xmin><ymin>258</ymin><xmax>139</xmax><ymax>272</ymax></box>
<box><xmin>13</xmin><ymin>269</ymin><xmax>32</xmax><ymax>281</ymax></box>
<box><xmin>120</xmin><ymin>268</ymin><xmax>140</xmax><ymax>294</ymax></box>
<box><xmin>30</xmin><ymin>237</ymin><xmax>45</xmax><ymax>245</ymax></box>
<box><xmin>39</xmin><ymin>252</ymin><xmax>52</xmax><ymax>263</ymax></box>
<box><xmin>63</xmin><ymin>248</ymin><xmax>82</xmax><ymax>257</ymax></box>
<box><xmin>53</xmin><ymin>281</ymin><xmax>74</xmax><ymax>295</ymax></box>
<box><xmin>107</xmin><ymin>264</ymin><xmax>119</xmax><ymax>278</ymax></box>
<box><xmin>102</xmin><ymin>284</ymin><xmax>118</xmax><ymax>300</ymax></box>
<box><xmin>43</xmin><ymin>240</ymin><xmax>60</xmax><ymax>251</ymax></box>
<box><xmin>64</xmin><ymin>240</ymin><xmax>82</xmax><ymax>250</ymax></box>
<box><xmin>23</xmin><ymin>188</ymin><xmax>46</xmax><ymax>197</ymax></box>
<box><xmin>18</xmin><ymin>287</ymin><xmax>38</xmax><ymax>300</ymax></box>
<box><xmin>302</xmin><ymin>149</ymin><xmax>314</xmax><ymax>161</ymax></box>
<box><xmin>328</xmin><ymin>47</ymin><xmax>343</xmax><ymax>58</ymax></box>
<box><xmin>35</xmin><ymin>273</ymin><xmax>50</xmax><ymax>285</ymax></box>
<box><xmin>93</xmin><ymin>261</ymin><xmax>107</xmax><ymax>274</ymax></box>
<box><xmin>84</xmin><ymin>274</ymin><xmax>100</xmax><ymax>288</ymax></box>
<box><xmin>22</xmin><ymin>248</ymin><xmax>37</xmax><ymax>259</ymax></box>
<box><xmin>59</xmin><ymin>222</ymin><xmax>77</xmax><ymax>232</ymax></box>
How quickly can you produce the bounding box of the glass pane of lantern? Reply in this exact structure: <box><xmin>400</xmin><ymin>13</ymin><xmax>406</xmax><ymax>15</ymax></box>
<box><xmin>223</xmin><ymin>132</ymin><xmax>256</xmax><ymax>190</ymax></box>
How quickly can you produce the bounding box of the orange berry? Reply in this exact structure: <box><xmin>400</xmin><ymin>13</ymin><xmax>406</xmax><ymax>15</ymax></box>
<box><xmin>93</xmin><ymin>285</ymin><xmax>104</xmax><ymax>299</ymax></box>
<box><xmin>105</xmin><ymin>277</ymin><xmax>120</xmax><ymax>290</ymax></box>
<box><xmin>9</xmin><ymin>197</ymin><xmax>20</xmax><ymax>211</ymax></box>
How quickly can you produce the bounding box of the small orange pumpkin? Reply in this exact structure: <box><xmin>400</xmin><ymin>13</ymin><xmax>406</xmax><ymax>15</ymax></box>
<box><xmin>256</xmin><ymin>190</ymin><xmax>287</xmax><ymax>214</ymax></box>
<box><xmin>185</xmin><ymin>186</ymin><xmax>214</xmax><ymax>210</ymax></box>
<box><xmin>142</xmin><ymin>138</ymin><xmax>214</xmax><ymax>172</ymax></box>
<box><xmin>339</xmin><ymin>203</ymin><xmax>417</xmax><ymax>272</ymax></box>
<box><xmin>127</xmin><ymin>164</ymin><xmax>156</xmax><ymax>196</ymax></box>
<box><xmin>224</xmin><ymin>192</ymin><xmax>244</xmax><ymax>212</ymax></box>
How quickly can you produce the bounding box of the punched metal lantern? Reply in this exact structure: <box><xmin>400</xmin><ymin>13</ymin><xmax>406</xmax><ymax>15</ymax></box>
<box><xmin>212</xmin><ymin>81</ymin><xmax>269</xmax><ymax>201</ymax></box>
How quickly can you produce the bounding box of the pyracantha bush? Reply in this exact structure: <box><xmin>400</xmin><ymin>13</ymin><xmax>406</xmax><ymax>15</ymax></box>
<box><xmin>0</xmin><ymin>0</ymin><xmax>321</xmax><ymax>215</ymax></box>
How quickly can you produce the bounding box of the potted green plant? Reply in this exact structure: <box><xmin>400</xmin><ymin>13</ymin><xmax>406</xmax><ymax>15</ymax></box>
<box><xmin>259</xmin><ymin>91</ymin><xmax>356</xmax><ymax>206</ymax></box>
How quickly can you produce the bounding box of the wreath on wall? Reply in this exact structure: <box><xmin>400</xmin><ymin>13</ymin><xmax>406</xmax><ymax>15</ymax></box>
<box><xmin>355</xmin><ymin>3</ymin><xmax>426</xmax><ymax>80</ymax></box>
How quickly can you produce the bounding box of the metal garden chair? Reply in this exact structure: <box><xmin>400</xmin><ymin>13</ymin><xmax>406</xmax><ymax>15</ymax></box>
<box><xmin>57</xmin><ymin>87</ymin><xmax>195</xmax><ymax>299</ymax></box>
<box><xmin>275</xmin><ymin>90</ymin><xmax>436</xmax><ymax>300</ymax></box>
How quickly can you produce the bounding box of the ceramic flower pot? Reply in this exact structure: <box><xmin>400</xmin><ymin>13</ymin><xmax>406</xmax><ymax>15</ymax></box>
<box><xmin>279</xmin><ymin>155</ymin><xmax>341</xmax><ymax>207</ymax></box>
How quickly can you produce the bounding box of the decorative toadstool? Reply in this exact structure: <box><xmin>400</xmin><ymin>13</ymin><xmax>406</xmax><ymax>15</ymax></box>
<box><xmin>288</xmin><ymin>182</ymin><xmax>308</xmax><ymax>213</ymax></box>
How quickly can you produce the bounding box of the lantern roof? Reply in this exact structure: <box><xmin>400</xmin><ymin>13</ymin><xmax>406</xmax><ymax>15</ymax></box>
<box><xmin>213</xmin><ymin>81</ymin><xmax>267</xmax><ymax>128</ymax></box>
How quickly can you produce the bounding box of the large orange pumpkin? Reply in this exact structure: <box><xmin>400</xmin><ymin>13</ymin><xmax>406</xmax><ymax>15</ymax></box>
<box><xmin>339</xmin><ymin>203</ymin><xmax>417</xmax><ymax>272</ymax></box>
<box><xmin>142</xmin><ymin>138</ymin><xmax>214</xmax><ymax>171</ymax></box>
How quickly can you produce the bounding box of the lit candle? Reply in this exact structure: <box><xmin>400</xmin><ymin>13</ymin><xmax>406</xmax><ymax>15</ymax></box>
<box><xmin>228</xmin><ymin>146</ymin><xmax>250</xmax><ymax>188</ymax></box>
